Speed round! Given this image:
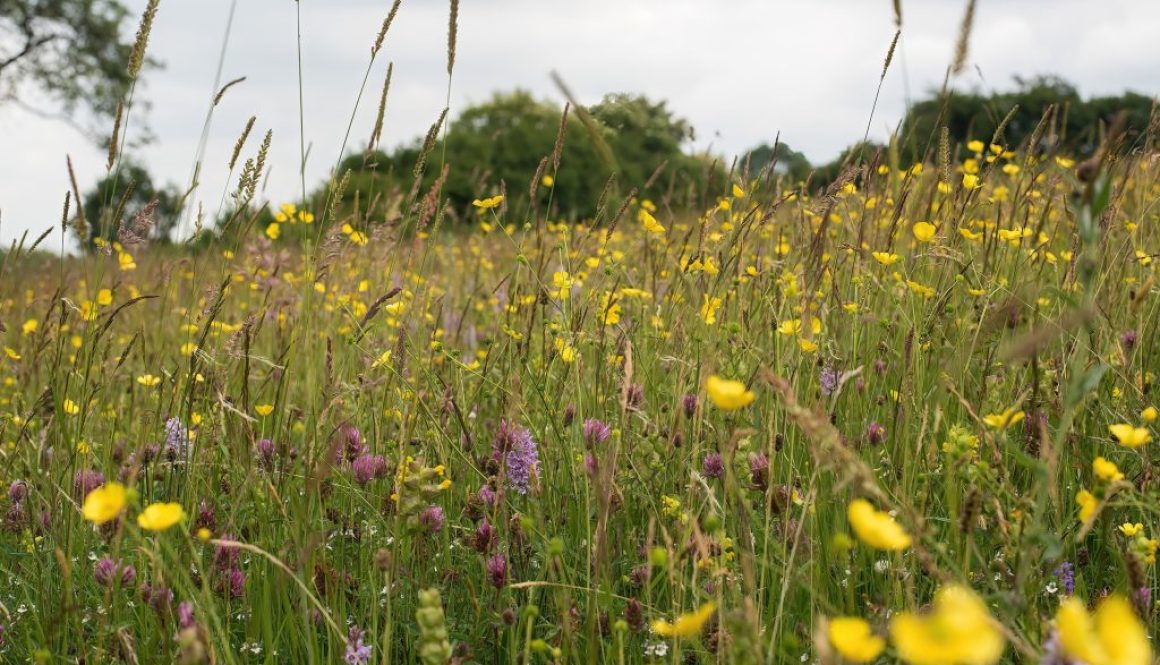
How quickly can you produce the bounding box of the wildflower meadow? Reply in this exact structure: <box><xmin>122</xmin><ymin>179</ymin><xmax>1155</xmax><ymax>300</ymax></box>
<box><xmin>1</xmin><ymin>1</ymin><xmax>1159</xmax><ymax>664</ymax></box>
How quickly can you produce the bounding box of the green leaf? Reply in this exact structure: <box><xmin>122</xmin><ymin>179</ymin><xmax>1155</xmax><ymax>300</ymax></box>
<box><xmin>1066</xmin><ymin>363</ymin><xmax>1108</xmax><ymax>409</ymax></box>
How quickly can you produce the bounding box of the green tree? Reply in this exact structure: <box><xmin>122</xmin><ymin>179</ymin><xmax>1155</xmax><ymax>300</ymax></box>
<box><xmin>441</xmin><ymin>89</ymin><xmax>610</xmax><ymax>215</ymax></box>
<box><xmin>0</xmin><ymin>0</ymin><xmax>149</xmax><ymax>133</ymax></box>
<box><xmin>330</xmin><ymin>90</ymin><xmax>712</xmax><ymax>222</ymax></box>
<box><xmin>82</xmin><ymin>161</ymin><xmax>180</xmax><ymax>247</ymax></box>
<box><xmin>333</xmin><ymin>91</ymin><xmax>605</xmax><ymax>220</ymax></box>
<box><xmin>898</xmin><ymin>76</ymin><xmax>1155</xmax><ymax>160</ymax></box>
<box><xmin>589</xmin><ymin>93</ymin><xmax>702</xmax><ymax>194</ymax></box>
<box><xmin>742</xmin><ymin>142</ymin><xmax>812</xmax><ymax>183</ymax></box>
<box><xmin>810</xmin><ymin>141</ymin><xmax>887</xmax><ymax>191</ymax></box>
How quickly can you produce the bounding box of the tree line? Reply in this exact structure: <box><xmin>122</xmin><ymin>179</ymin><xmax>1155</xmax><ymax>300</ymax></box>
<box><xmin>70</xmin><ymin>78</ymin><xmax>1157</xmax><ymax>247</ymax></box>
<box><xmin>3</xmin><ymin>2</ymin><xmax>1153</xmax><ymax>243</ymax></box>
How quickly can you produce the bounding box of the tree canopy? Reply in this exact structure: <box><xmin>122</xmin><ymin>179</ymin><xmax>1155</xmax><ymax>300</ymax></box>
<box><xmin>741</xmin><ymin>142</ymin><xmax>812</xmax><ymax>183</ymax></box>
<box><xmin>743</xmin><ymin>76</ymin><xmax>1156</xmax><ymax>191</ymax></box>
<box><xmin>82</xmin><ymin>161</ymin><xmax>181</xmax><ymax>247</ymax></box>
<box><xmin>898</xmin><ymin>75</ymin><xmax>1155</xmax><ymax>160</ymax></box>
<box><xmin>327</xmin><ymin>90</ymin><xmax>715</xmax><ymax>222</ymax></box>
<box><xmin>0</xmin><ymin>0</ymin><xmax>150</xmax><ymax>134</ymax></box>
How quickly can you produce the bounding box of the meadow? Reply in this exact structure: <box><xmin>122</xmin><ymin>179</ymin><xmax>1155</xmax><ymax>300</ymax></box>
<box><xmin>2</xmin><ymin>2</ymin><xmax>1160</xmax><ymax>665</ymax></box>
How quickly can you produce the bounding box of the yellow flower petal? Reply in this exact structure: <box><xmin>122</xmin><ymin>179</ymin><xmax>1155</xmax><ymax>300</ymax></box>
<box><xmin>651</xmin><ymin>602</ymin><xmax>716</xmax><ymax>638</ymax></box>
<box><xmin>829</xmin><ymin>617</ymin><xmax>885</xmax><ymax>663</ymax></box>
<box><xmin>81</xmin><ymin>483</ymin><xmax>128</xmax><ymax>525</ymax></box>
<box><xmin>847</xmin><ymin>499</ymin><xmax>911</xmax><ymax>551</ymax></box>
<box><xmin>705</xmin><ymin>375</ymin><xmax>755</xmax><ymax>411</ymax></box>
<box><xmin>136</xmin><ymin>502</ymin><xmax>185</xmax><ymax>532</ymax></box>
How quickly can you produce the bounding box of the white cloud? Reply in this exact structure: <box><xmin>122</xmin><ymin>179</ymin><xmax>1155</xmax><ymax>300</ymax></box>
<box><xmin>1</xmin><ymin>0</ymin><xmax>1157</xmax><ymax>246</ymax></box>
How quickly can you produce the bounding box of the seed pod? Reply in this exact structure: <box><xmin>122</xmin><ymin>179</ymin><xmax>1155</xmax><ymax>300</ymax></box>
<box><xmin>416</xmin><ymin>588</ymin><xmax>453</xmax><ymax>665</ymax></box>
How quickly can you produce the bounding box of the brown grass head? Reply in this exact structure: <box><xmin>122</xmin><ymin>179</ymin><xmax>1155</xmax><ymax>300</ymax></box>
<box><xmin>229</xmin><ymin>116</ymin><xmax>257</xmax><ymax>171</ymax></box>
<box><xmin>446</xmin><ymin>0</ymin><xmax>460</xmax><ymax>77</ymax></box>
<box><xmin>127</xmin><ymin>0</ymin><xmax>161</xmax><ymax>80</ymax></box>
<box><xmin>951</xmin><ymin>0</ymin><xmax>976</xmax><ymax>76</ymax></box>
<box><xmin>372</xmin><ymin>0</ymin><xmax>403</xmax><ymax>58</ymax></box>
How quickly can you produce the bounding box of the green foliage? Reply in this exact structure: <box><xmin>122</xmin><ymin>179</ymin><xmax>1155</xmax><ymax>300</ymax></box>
<box><xmin>808</xmin><ymin>141</ymin><xmax>887</xmax><ymax>191</ymax></box>
<box><xmin>0</xmin><ymin>0</ymin><xmax>151</xmax><ymax>133</ymax></box>
<box><xmin>898</xmin><ymin>75</ymin><xmax>1156</xmax><ymax>160</ymax></box>
<box><xmin>81</xmin><ymin>161</ymin><xmax>181</xmax><ymax>247</ymax></box>
<box><xmin>743</xmin><ymin>76</ymin><xmax>1155</xmax><ymax>193</ymax></box>
<box><xmin>742</xmin><ymin>142</ymin><xmax>812</xmax><ymax>183</ymax></box>
<box><xmin>329</xmin><ymin>90</ymin><xmax>714</xmax><ymax>222</ymax></box>
<box><xmin>589</xmin><ymin>93</ymin><xmax>705</xmax><ymax>195</ymax></box>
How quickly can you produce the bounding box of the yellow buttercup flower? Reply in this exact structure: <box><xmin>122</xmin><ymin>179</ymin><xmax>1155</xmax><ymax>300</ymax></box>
<box><xmin>907</xmin><ymin>280</ymin><xmax>935</xmax><ymax>298</ymax></box>
<box><xmin>1141</xmin><ymin>406</ymin><xmax>1157</xmax><ymax>423</ymax></box>
<box><xmin>1091</xmin><ymin>457</ymin><xmax>1123</xmax><ymax>483</ymax></box>
<box><xmin>828</xmin><ymin>617</ymin><xmax>885</xmax><ymax>663</ymax></box>
<box><xmin>265</xmin><ymin>222</ymin><xmax>281</xmax><ymax>240</ymax></box>
<box><xmin>847</xmin><ymin>499</ymin><xmax>911</xmax><ymax>551</ymax></box>
<box><xmin>705</xmin><ymin>375</ymin><xmax>755</xmax><ymax>411</ymax></box>
<box><xmin>1118</xmin><ymin>522</ymin><xmax>1144</xmax><ymax>537</ymax></box>
<box><xmin>1055</xmin><ymin>595</ymin><xmax>1151</xmax><ymax>665</ymax></box>
<box><xmin>997</xmin><ymin>228</ymin><xmax>1027</xmax><ymax>243</ymax></box>
<box><xmin>372</xmin><ymin>350</ymin><xmax>393</xmax><ymax>369</ymax></box>
<box><xmin>472</xmin><ymin>195</ymin><xmax>504</xmax><ymax>210</ymax></box>
<box><xmin>777</xmin><ymin>319</ymin><xmax>802</xmax><ymax>336</ymax></box>
<box><xmin>1108</xmin><ymin>423</ymin><xmax>1151</xmax><ymax>448</ymax></box>
<box><xmin>81</xmin><ymin>482</ymin><xmax>128</xmax><ymax>525</ymax></box>
<box><xmin>912</xmin><ymin>222</ymin><xmax>937</xmax><ymax>243</ymax></box>
<box><xmin>651</xmin><ymin>602</ymin><xmax>716</xmax><ymax>638</ymax></box>
<box><xmin>1075</xmin><ymin>489</ymin><xmax>1099</xmax><ymax>524</ymax></box>
<box><xmin>982</xmin><ymin>408</ymin><xmax>1024</xmax><ymax>430</ymax></box>
<box><xmin>600</xmin><ymin>292</ymin><xmax>621</xmax><ymax>326</ymax></box>
<box><xmin>890</xmin><ymin>585</ymin><xmax>1005</xmax><ymax>665</ymax></box>
<box><xmin>639</xmin><ymin>209</ymin><xmax>666</xmax><ymax>235</ymax></box>
<box><xmin>136</xmin><ymin>374</ymin><xmax>161</xmax><ymax>387</ymax></box>
<box><xmin>63</xmin><ymin>399</ymin><xmax>81</xmax><ymax>415</ymax></box>
<box><xmin>136</xmin><ymin>502</ymin><xmax>185</xmax><ymax>532</ymax></box>
<box><xmin>871</xmin><ymin>251</ymin><xmax>900</xmax><ymax>266</ymax></box>
<box><xmin>700</xmin><ymin>295</ymin><xmax>722</xmax><ymax>325</ymax></box>
<box><xmin>255</xmin><ymin>404</ymin><xmax>275</xmax><ymax>417</ymax></box>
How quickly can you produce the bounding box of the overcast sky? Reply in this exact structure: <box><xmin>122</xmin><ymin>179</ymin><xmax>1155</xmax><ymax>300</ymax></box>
<box><xmin>2</xmin><ymin>0</ymin><xmax>1159</xmax><ymax>248</ymax></box>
